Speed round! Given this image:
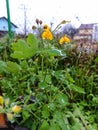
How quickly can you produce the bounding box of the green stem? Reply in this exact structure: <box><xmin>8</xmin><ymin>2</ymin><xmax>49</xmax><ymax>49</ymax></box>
<box><xmin>41</xmin><ymin>55</ymin><xmax>44</xmax><ymax>77</ymax></box>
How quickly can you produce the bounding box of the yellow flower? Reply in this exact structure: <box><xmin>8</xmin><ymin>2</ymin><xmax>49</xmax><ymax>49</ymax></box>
<box><xmin>12</xmin><ymin>105</ymin><xmax>21</xmax><ymax>113</ymax></box>
<box><xmin>7</xmin><ymin>113</ymin><xmax>14</xmax><ymax>121</ymax></box>
<box><xmin>41</xmin><ymin>30</ymin><xmax>53</xmax><ymax>40</ymax></box>
<box><xmin>59</xmin><ymin>36</ymin><xmax>70</xmax><ymax>44</ymax></box>
<box><xmin>0</xmin><ymin>96</ymin><xmax>4</xmax><ymax>105</ymax></box>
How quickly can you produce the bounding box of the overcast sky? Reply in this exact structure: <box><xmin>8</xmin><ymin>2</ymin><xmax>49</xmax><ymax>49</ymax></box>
<box><xmin>0</xmin><ymin>0</ymin><xmax>98</xmax><ymax>32</ymax></box>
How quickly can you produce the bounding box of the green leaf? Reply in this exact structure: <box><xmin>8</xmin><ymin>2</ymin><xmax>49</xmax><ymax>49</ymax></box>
<box><xmin>46</xmin><ymin>49</ymin><xmax>66</xmax><ymax>57</ymax></box>
<box><xmin>42</xmin><ymin>105</ymin><xmax>50</xmax><ymax>118</ymax></box>
<box><xmin>11</xmin><ymin>39</ymin><xmax>36</xmax><ymax>60</ymax></box>
<box><xmin>39</xmin><ymin>120</ymin><xmax>49</xmax><ymax>130</ymax></box>
<box><xmin>30</xmin><ymin>76</ymin><xmax>36</xmax><ymax>84</ymax></box>
<box><xmin>54</xmin><ymin>70</ymin><xmax>64</xmax><ymax>80</ymax></box>
<box><xmin>56</xmin><ymin>93</ymin><xmax>68</xmax><ymax>106</ymax></box>
<box><xmin>49</xmin><ymin>123</ymin><xmax>61</xmax><ymax>130</ymax></box>
<box><xmin>22</xmin><ymin>110</ymin><xmax>30</xmax><ymax>122</ymax></box>
<box><xmin>6</xmin><ymin>61</ymin><xmax>21</xmax><ymax>73</ymax></box>
<box><xmin>53</xmin><ymin>111</ymin><xmax>68</xmax><ymax>130</ymax></box>
<box><xmin>38</xmin><ymin>81</ymin><xmax>48</xmax><ymax>90</ymax></box>
<box><xmin>11</xmin><ymin>39</ymin><xmax>28</xmax><ymax>51</ymax></box>
<box><xmin>45</xmin><ymin>75</ymin><xmax>52</xmax><ymax>84</ymax></box>
<box><xmin>31</xmin><ymin>121</ymin><xmax>38</xmax><ymax>130</ymax></box>
<box><xmin>94</xmin><ymin>57</ymin><xmax>98</xmax><ymax>63</ymax></box>
<box><xmin>0</xmin><ymin>60</ymin><xmax>6</xmax><ymax>73</ymax></box>
<box><xmin>20</xmin><ymin>60</ymin><xmax>29</xmax><ymax>69</ymax></box>
<box><xmin>11</xmin><ymin>51</ymin><xmax>28</xmax><ymax>60</ymax></box>
<box><xmin>92</xmin><ymin>96</ymin><xmax>98</xmax><ymax>104</ymax></box>
<box><xmin>27</xmin><ymin>33</ymin><xmax>38</xmax><ymax>49</ymax></box>
<box><xmin>69</xmin><ymin>84</ymin><xmax>85</xmax><ymax>94</ymax></box>
<box><xmin>58</xmin><ymin>119</ymin><xmax>68</xmax><ymax>130</ymax></box>
<box><xmin>70</xmin><ymin>123</ymin><xmax>82</xmax><ymax>130</ymax></box>
<box><xmin>66</xmin><ymin>73</ymin><xmax>75</xmax><ymax>83</ymax></box>
<box><xmin>48</xmin><ymin>102</ymin><xmax>56</xmax><ymax>111</ymax></box>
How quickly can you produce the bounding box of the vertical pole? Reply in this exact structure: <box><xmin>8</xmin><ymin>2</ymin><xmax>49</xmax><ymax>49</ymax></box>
<box><xmin>24</xmin><ymin>5</ymin><xmax>27</xmax><ymax>37</ymax></box>
<box><xmin>6</xmin><ymin>0</ymin><xmax>12</xmax><ymax>38</ymax></box>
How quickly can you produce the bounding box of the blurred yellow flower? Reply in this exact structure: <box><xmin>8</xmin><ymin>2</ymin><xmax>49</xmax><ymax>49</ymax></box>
<box><xmin>59</xmin><ymin>36</ymin><xmax>70</xmax><ymax>44</ymax></box>
<box><xmin>12</xmin><ymin>105</ymin><xmax>21</xmax><ymax>113</ymax></box>
<box><xmin>0</xmin><ymin>96</ymin><xmax>4</xmax><ymax>105</ymax></box>
<box><xmin>7</xmin><ymin>113</ymin><xmax>14</xmax><ymax>121</ymax></box>
<box><xmin>41</xmin><ymin>30</ymin><xmax>53</xmax><ymax>40</ymax></box>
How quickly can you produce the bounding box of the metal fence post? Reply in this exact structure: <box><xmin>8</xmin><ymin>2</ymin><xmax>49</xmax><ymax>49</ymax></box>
<box><xmin>6</xmin><ymin>0</ymin><xmax>12</xmax><ymax>38</ymax></box>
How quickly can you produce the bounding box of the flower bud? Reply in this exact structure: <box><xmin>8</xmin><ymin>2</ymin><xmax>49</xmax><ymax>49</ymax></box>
<box><xmin>32</xmin><ymin>25</ymin><xmax>37</xmax><ymax>30</ymax></box>
<box><xmin>36</xmin><ymin>18</ymin><xmax>39</xmax><ymax>24</ymax></box>
<box><xmin>39</xmin><ymin>20</ymin><xmax>42</xmax><ymax>25</ymax></box>
<box><xmin>61</xmin><ymin>20</ymin><xmax>71</xmax><ymax>24</ymax></box>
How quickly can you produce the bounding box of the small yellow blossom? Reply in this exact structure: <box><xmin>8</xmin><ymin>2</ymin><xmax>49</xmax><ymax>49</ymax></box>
<box><xmin>12</xmin><ymin>105</ymin><xmax>21</xmax><ymax>113</ymax></box>
<box><xmin>0</xmin><ymin>96</ymin><xmax>4</xmax><ymax>105</ymax></box>
<box><xmin>41</xmin><ymin>30</ymin><xmax>53</xmax><ymax>40</ymax></box>
<box><xmin>59</xmin><ymin>36</ymin><xmax>70</xmax><ymax>44</ymax></box>
<box><xmin>7</xmin><ymin>113</ymin><xmax>14</xmax><ymax>121</ymax></box>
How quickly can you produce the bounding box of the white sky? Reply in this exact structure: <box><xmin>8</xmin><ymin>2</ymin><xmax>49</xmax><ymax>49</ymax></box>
<box><xmin>0</xmin><ymin>0</ymin><xmax>98</xmax><ymax>32</ymax></box>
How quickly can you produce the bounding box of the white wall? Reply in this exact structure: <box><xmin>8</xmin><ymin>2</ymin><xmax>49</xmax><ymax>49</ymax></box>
<box><xmin>92</xmin><ymin>24</ymin><xmax>98</xmax><ymax>42</ymax></box>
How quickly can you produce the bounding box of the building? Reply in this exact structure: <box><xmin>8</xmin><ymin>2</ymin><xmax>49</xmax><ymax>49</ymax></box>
<box><xmin>0</xmin><ymin>16</ymin><xmax>18</xmax><ymax>37</ymax></box>
<box><xmin>73</xmin><ymin>23</ymin><xmax>98</xmax><ymax>42</ymax></box>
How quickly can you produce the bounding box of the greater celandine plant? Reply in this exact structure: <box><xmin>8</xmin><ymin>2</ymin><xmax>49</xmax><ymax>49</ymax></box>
<box><xmin>0</xmin><ymin>20</ymin><xmax>98</xmax><ymax>130</ymax></box>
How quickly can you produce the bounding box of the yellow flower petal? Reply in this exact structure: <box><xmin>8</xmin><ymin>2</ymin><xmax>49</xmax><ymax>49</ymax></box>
<box><xmin>0</xmin><ymin>96</ymin><xmax>4</xmax><ymax>105</ymax></box>
<box><xmin>12</xmin><ymin>105</ymin><xmax>21</xmax><ymax>113</ymax></box>
<box><xmin>59</xmin><ymin>36</ymin><xmax>70</xmax><ymax>44</ymax></box>
<box><xmin>41</xmin><ymin>30</ymin><xmax>53</xmax><ymax>40</ymax></box>
<box><xmin>7</xmin><ymin>113</ymin><xmax>14</xmax><ymax>121</ymax></box>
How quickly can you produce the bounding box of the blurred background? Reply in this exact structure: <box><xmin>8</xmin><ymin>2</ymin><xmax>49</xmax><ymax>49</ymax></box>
<box><xmin>0</xmin><ymin>0</ymin><xmax>98</xmax><ymax>35</ymax></box>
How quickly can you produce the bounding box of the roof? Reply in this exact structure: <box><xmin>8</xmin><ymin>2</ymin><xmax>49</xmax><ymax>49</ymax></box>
<box><xmin>79</xmin><ymin>23</ymin><xmax>94</xmax><ymax>29</ymax></box>
<box><xmin>0</xmin><ymin>16</ymin><xmax>18</xmax><ymax>28</ymax></box>
<box><xmin>74</xmin><ymin>33</ymin><xmax>92</xmax><ymax>37</ymax></box>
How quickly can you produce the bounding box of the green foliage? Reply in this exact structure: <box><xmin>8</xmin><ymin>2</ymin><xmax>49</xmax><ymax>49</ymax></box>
<box><xmin>11</xmin><ymin>38</ymin><xmax>37</xmax><ymax>60</ymax></box>
<box><xmin>0</xmin><ymin>33</ymin><xmax>98</xmax><ymax>130</ymax></box>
